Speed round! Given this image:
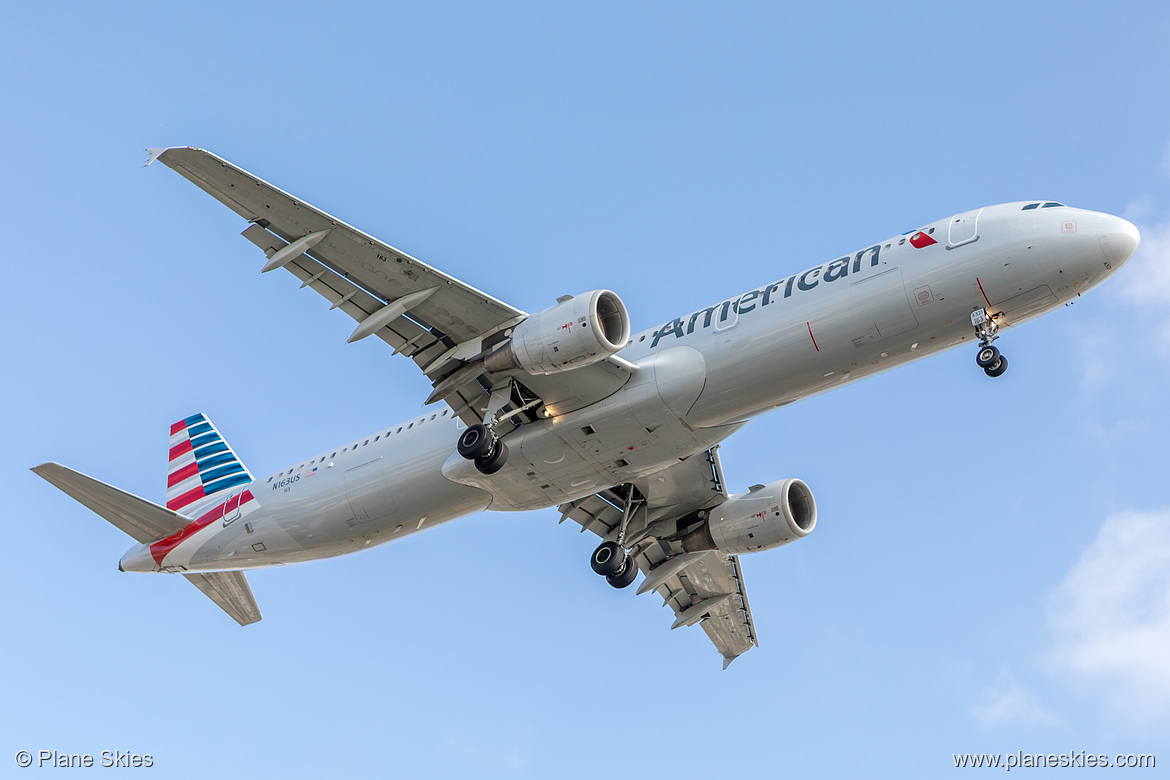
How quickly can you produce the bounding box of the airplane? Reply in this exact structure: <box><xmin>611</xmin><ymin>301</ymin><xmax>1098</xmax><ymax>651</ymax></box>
<box><xmin>32</xmin><ymin>147</ymin><xmax>1140</xmax><ymax>667</ymax></box>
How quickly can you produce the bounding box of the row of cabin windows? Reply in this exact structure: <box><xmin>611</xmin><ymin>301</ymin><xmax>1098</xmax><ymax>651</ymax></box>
<box><xmin>265</xmin><ymin>408</ymin><xmax>452</xmax><ymax>482</ymax></box>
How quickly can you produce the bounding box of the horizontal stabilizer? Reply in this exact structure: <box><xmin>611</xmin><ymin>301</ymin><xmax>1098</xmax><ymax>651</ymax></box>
<box><xmin>183</xmin><ymin>571</ymin><xmax>262</xmax><ymax>626</ymax></box>
<box><xmin>32</xmin><ymin>462</ymin><xmax>188</xmax><ymax>543</ymax></box>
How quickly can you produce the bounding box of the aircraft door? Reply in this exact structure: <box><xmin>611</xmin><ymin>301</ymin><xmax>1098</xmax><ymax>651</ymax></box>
<box><xmin>948</xmin><ymin>208</ymin><xmax>982</xmax><ymax>248</ymax></box>
<box><xmin>345</xmin><ymin>458</ymin><xmax>397</xmax><ymax>524</ymax></box>
<box><xmin>818</xmin><ymin>267</ymin><xmax>919</xmax><ymax>350</ymax></box>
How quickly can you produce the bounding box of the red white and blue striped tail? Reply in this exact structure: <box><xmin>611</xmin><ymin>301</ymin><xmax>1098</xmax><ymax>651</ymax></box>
<box><xmin>166</xmin><ymin>413</ymin><xmax>253</xmax><ymax>514</ymax></box>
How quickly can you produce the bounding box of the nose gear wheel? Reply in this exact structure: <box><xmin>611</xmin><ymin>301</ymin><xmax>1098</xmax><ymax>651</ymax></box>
<box><xmin>971</xmin><ymin>308</ymin><xmax>1008</xmax><ymax>378</ymax></box>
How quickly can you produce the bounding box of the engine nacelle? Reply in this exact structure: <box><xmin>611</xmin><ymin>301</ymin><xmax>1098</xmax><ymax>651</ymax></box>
<box><xmin>681</xmin><ymin>479</ymin><xmax>817</xmax><ymax>555</ymax></box>
<box><xmin>484</xmin><ymin>290</ymin><xmax>630</xmax><ymax>375</ymax></box>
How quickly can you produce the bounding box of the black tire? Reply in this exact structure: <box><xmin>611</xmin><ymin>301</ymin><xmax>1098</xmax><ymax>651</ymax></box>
<box><xmin>474</xmin><ymin>441</ymin><xmax>508</xmax><ymax>474</ymax></box>
<box><xmin>976</xmin><ymin>345</ymin><xmax>1000</xmax><ymax>368</ymax></box>
<box><xmin>606</xmin><ymin>554</ymin><xmax>638</xmax><ymax>589</ymax></box>
<box><xmin>984</xmin><ymin>355</ymin><xmax>1008</xmax><ymax>378</ymax></box>
<box><xmin>590</xmin><ymin>541</ymin><xmax>624</xmax><ymax>576</ymax></box>
<box><xmin>458</xmin><ymin>424</ymin><xmax>493</xmax><ymax>460</ymax></box>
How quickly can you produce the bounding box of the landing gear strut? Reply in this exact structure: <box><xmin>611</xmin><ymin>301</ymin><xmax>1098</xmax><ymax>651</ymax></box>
<box><xmin>971</xmin><ymin>308</ymin><xmax>1008</xmax><ymax>378</ymax></box>
<box><xmin>457</xmin><ymin>423</ymin><xmax>509</xmax><ymax>474</ymax></box>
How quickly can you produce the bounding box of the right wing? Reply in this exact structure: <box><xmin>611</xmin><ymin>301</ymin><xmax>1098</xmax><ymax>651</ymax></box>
<box><xmin>558</xmin><ymin>446</ymin><xmax>759</xmax><ymax>668</ymax></box>
<box><xmin>149</xmin><ymin>147</ymin><xmax>632</xmax><ymax>427</ymax></box>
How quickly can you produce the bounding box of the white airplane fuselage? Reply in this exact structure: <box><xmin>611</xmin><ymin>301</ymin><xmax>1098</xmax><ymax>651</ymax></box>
<box><xmin>119</xmin><ymin>202</ymin><xmax>1138</xmax><ymax>574</ymax></box>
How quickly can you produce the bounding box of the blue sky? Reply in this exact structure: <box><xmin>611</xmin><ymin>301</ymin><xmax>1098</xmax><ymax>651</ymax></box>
<box><xmin>5</xmin><ymin>2</ymin><xmax>1170</xmax><ymax>776</ymax></box>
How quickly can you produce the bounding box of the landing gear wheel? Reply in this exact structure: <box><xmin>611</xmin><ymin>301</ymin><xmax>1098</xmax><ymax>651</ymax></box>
<box><xmin>976</xmin><ymin>345</ymin><xmax>1001</xmax><ymax>369</ymax></box>
<box><xmin>590</xmin><ymin>541</ymin><xmax>624</xmax><ymax>576</ymax></box>
<box><xmin>458</xmin><ymin>424</ymin><xmax>494</xmax><ymax>460</ymax></box>
<box><xmin>606</xmin><ymin>554</ymin><xmax>638</xmax><ymax>589</ymax></box>
<box><xmin>984</xmin><ymin>355</ymin><xmax>1008</xmax><ymax>378</ymax></box>
<box><xmin>474</xmin><ymin>441</ymin><xmax>509</xmax><ymax>474</ymax></box>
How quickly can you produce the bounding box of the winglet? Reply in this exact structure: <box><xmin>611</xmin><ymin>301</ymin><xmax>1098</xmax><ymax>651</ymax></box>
<box><xmin>144</xmin><ymin>147</ymin><xmax>174</xmax><ymax>167</ymax></box>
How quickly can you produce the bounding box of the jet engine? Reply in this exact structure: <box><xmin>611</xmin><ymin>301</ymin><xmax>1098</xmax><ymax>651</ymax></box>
<box><xmin>681</xmin><ymin>479</ymin><xmax>817</xmax><ymax>555</ymax></box>
<box><xmin>484</xmin><ymin>290</ymin><xmax>630</xmax><ymax>375</ymax></box>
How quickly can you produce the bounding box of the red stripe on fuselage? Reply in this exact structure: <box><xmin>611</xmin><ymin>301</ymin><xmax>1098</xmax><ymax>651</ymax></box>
<box><xmin>976</xmin><ymin>277</ymin><xmax>992</xmax><ymax>308</ymax></box>
<box><xmin>169</xmin><ymin>439</ymin><xmax>193</xmax><ymax>462</ymax></box>
<box><xmin>167</xmin><ymin>461</ymin><xmax>199</xmax><ymax>487</ymax></box>
<box><xmin>151</xmin><ymin>490</ymin><xmax>255</xmax><ymax>566</ymax></box>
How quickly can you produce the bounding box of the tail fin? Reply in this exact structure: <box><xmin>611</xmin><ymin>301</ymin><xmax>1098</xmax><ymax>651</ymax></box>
<box><xmin>33</xmin><ymin>460</ymin><xmax>263</xmax><ymax>626</ymax></box>
<box><xmin>167</xmin><ymin>413</ymin><xmax>253</xmax><ymax>514</ymax></box>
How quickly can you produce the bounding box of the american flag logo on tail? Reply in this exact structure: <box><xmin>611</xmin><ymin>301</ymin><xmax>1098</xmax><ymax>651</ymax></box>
<box><xmin>166</xmin><ymin>413</ymin><xmax>253</xmax><ymax>514</ymax></box>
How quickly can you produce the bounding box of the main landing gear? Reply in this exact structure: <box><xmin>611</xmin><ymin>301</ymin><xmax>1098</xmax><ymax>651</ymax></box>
<box><xmin>587</xmin><ymin>486</ymin><xmax>642</xmax><ymax>589</ymax></box>
<box><xmin>971</xmin><ymin>308</ymin><xmax>1008</xmax><ymax>378</ymax></box>
<box><xmin>591</xmin><ymin>540</ymin><xmax>638</xmax><ymax>589</ymax></box>
<box><xmin>457</xmin><ymin>423</ymin><xmax>509</xmax><ymax>475</ymax></box>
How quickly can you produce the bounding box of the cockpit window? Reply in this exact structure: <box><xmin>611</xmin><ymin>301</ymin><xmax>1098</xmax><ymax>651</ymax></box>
<box><xmin>1022</xmin><ymin>203</ymin><xmax>1040</xmax><ymax>210</ymax></box>
<box><xmin>1042</xmin><ymin>202</ymin><xmax>1065</xmax><ymax>208</ymax></box>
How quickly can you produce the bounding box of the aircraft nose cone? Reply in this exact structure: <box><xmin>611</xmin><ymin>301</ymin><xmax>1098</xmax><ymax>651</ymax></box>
<box><xmin>1098</xmin><ymin>213</ymin><xmax>1140</xmax><ymax>267</ymax></box>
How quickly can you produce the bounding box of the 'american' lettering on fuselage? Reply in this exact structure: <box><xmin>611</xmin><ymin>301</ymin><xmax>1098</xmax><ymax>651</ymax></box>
<box><xmin>650</xmin><ymin>244</ymin><xmax>883</xmax><ymax>348</ymax></box>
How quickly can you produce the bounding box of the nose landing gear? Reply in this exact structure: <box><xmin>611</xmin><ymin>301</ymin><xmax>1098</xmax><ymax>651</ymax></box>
<box><xmin>971</xmin><ymin>308</ymin><xmax>1008</xmax><ymax>378</ymax></box>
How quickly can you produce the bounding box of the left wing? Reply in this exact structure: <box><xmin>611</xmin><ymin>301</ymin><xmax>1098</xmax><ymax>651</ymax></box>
<box><xmin>558</xmin><ymin>447</ymin><xmax>759</xmax><ymax>668</ymax></box>
<box><xmin>149</xmin><ymin>147</ymin><xmax>631</xmax><ymax>426</ymax></box>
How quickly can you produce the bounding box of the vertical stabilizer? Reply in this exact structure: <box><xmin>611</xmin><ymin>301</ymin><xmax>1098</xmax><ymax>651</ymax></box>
<box><xmin>166</xmin><ymin>413</ymin><xmax>253</xmax><ymax>514</ymax></box>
